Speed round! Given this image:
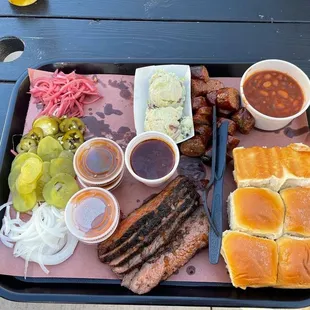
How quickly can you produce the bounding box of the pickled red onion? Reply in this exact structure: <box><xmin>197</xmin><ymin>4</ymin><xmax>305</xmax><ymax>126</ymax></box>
<box><xmin>29</xmin><ymin>70</ymin><xmax>102</xmax><ymax>118</ymax></box>
<box><xmin>0</xmin><ymin>202</ymin><xmax>78</xmax><ymax>278</ymax></box>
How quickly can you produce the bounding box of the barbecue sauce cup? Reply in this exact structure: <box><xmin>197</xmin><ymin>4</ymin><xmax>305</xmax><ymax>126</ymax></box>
<box><xmin>125</xmin><ymin>131</ymin><xmax>180</xmax><ymax>187</ymax></box>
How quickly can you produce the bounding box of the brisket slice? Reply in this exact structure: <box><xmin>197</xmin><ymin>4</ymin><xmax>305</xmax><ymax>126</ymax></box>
<box><xmin>121</xmin><ymin>208</ymin><xmax>209</xmax><ymax>294</ymax></box>
<box><xmin>111</xmin><ymin>195</ymin><xmax>199</xmax><ymax>273</ymax></box>
<box><xmin>99</xmin><ymin>184</ymin><xmax>196</xmax><ymax>263</ymax></box>
<box><xmin>121</xmin><ymin>269</ymin><xmax>139</xmax><ymax>289</ymax></box>
<box><xmin>107</xmin><ymin>190</ymin><xmax>199</xmax><ymax>266</ymax></box>
<box><xmin>98</xmin><ymin>176</ymin><xmax>191</xmax><ymax>256</ymax></box>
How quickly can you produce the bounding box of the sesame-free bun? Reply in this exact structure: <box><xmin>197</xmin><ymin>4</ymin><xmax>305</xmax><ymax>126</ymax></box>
<box><xmin>281</xmin><ymin>187</ymin><xmax>310</xmax><ymax>237</ymax></box>
<box><xmin>228</xmin><ymin>187</ymin><xmax>285</xmax><ymax>239</ymax></box>
<box><xmin>221</xmin><ymin>230</ymin><xmax>278</xmax><ymax>289</ymax></box>
<box><xmin>233</xmin><ymin>143</ymin><xmax>310</xmax><ymax>191</ymax></box>
<box><xmin>276</xmin><ymin>236</ymin><xmax>310</xmax><ymax>288</ymax></box>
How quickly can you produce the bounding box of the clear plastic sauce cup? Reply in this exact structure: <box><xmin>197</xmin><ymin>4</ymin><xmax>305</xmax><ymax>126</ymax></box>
<box><xmin>65</xmin><ymin>187</ymin><xmax>120</xmax><ymax>244</ymax></box>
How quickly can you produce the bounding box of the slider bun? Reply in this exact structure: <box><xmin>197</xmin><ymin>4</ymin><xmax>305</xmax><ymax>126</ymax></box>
<box><xmin>232</xmin><ymin>146</ymin><xmax>285</xmax><ymax>192</ymax></box>
<box><xmin>228</xmin><ymin>187</ymin><xmax>285</xmax><ymax>239</ymax></box>
<box><xmin>221</xmin><ymin>231</ymin><xmax>278</xmax><ymax>289</ymax></box>
<box><xmin>280</xmin><ymin>144</ymin><xmax>310</xmax><ymax>189</ymax></box>
<box><xmin>276</xmin><ymin>236</ymin><xmax>310</xmax><ymax>288</ymax></box>
<box><xmin>232</xmin><ymin>144</ymin><xmax>310</xmax><ymax>191</ymax></box>
<box><xmin>280</xmin><ymin>187</ymin><xmax>310</xmax><ymax>237</ymax></box>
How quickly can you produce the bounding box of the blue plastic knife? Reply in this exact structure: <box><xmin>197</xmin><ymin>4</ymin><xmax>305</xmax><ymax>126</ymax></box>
<box><xmin>209</xmin><ymin>120</ymin><xmax>228</xmax><ymax>264</ymax></box>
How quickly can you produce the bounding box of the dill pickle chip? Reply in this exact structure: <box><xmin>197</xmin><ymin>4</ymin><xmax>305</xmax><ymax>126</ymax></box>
<box><xmin>28</xmin><ymin>146</ymin><xmax>38</xmax><ymax>154</ymax></box>
<box><xmin>12</xmin><ymin>190</ymin><xmax>37</xmax><ymax>213</ymax></box>
<box><xmin>49</xmin><ymin>158</ymin><xmax>75</xmax><ymax>177</ymax></box>
<box><xmin>41</xmin><ymin>162</ymin><xmax>51</xmax><ymax>180</ymax></box>
<box><xmin>8</xmin><ymin>168</ymin><xmax>20</xmax><ymax>192</ymax></box>
<box><xmin>43</xmin><ymin>173</ymin><xmax>79</xmax><ymax>209</ymax></box>
<box><xmin>58</xmin><ymin>150</ymin><xmax>74</xmax><ymax>160</ymax></box>
<box><xmin>16</xmin><ymin>175</ymin><xmax>36</xmax><ymax>195</ymax></box>
<box><xmin>20</xmin><ymin>158</ymin><xmax>43</xmax><ymax>184</ymax></box>
<box><xmin>36</xmin><ymin>183</ymin><xmax>45</xmax><ymax>202</ymax></box>
<box><xmin>37</xmin><ymin>136</ymin><xmax>63</xmax><ymax>162</ymax></box>
<box><xmin>10</xmin><ymin>154</ymin><xmax>42</xmax><ymax>193</ymax></box>
<box><xmin>36</xmin><ymin>162</ymin><xmax>51</xmax><ymax>202</ymax></box>
<box><xmin>11</xmin><ymin>152</ymin><xmax>41</xmax><ymax>171</ymax></box>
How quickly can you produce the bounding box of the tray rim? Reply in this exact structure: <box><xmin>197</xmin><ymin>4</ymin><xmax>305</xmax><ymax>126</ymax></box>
<box><xmin>1</xmin><ymin>58</ymin><xmax>310</xmax><ymax>307</ymax></box>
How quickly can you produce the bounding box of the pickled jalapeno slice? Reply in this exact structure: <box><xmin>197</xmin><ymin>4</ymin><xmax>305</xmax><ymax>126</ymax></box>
<box><xmin>26</xmin><ymin>127</ymin><xmax>44</xmax><ymax>143</ymax></box>
<box><xmin>62</xmin><ymin>130</ymin><xmax>84</xmax><ymax>152</ymax></box>
<box><xmin>60</xmin><ymin>117</ymin><xmax>85</xmax><ymax>133</ymax></box>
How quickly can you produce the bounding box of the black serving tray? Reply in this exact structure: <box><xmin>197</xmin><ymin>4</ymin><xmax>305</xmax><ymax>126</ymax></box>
<box><xmin>0</xmin><ymin>59</ymin><xmax>310</xmax><ymax>307</ymax></box>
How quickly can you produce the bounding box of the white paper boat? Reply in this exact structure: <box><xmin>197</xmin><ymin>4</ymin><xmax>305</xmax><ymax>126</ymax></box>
<box><xmin>133</xmin><ymin>64</ymin><xmax>194</xmax><ymax>144</ymax></box>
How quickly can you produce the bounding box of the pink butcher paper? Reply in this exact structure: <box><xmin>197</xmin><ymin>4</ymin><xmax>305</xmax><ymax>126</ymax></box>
<box><xmin>0</xmin><ymin>70</ymin><xmax>309</xmax><ymax>286</ymax></box>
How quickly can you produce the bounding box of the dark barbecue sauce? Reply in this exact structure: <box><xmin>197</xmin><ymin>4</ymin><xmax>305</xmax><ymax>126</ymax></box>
<box><xmin>130</xmin><ymin>139</ymin><xmax>175</xmax><ymax>179</ymax></box>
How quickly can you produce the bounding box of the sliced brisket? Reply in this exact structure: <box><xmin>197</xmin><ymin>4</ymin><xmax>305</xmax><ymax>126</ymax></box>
<box><xmin>121</xmin><ymin>208</ymin><xmax>209</xmax><ymax>294</ymax></box>
<box><xmin>97</xmin><ymin>176</ymin><xmax>192</xmax><ymax>256</ymax></box>
<box><xmin>111</xmin><ymin>195</ymin><xmax>199</xmax><ymax>273</ymax></box>
<box><xmin>99</xmin><ymin>184</ymin><xmax>198</xmax><ymax>263</ymax></box>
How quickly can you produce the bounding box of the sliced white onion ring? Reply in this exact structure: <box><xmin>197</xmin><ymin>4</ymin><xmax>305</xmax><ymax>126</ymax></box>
<box><xmin>0</xmin><ymin>202</ymin><xmax>78</xmax><ymax>277</ymax></box>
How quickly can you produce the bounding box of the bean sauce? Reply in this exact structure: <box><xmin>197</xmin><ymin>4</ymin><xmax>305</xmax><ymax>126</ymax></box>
<box><xmin>243</xmin><ymin>70</ymin><xmax>304</xmax><ymax>118</ymax></box>
<box><xmin>130</xmin><ymin>139</ymin><xmax>175</xmax><ymax>179</ymax></box>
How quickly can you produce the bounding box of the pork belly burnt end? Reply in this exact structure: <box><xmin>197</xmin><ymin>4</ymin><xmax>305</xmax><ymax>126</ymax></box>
<box><xmin>217</xmin><ymin>118</ymin><xmax>237</xmax><ymax>136</ymax></box>
<box><xmin>190</xmin><ymin>66</ymin><xmax>209</xmax><ymax>82</ymax></box>
<box><xmin>206</xmin><ymin>90</ymin><xmax>217</xmax><ymax>106</ymax></box>
<box><xmin>192</xmin><ymin>96</ymin><xmax>208</xmax><ymax>112</ymax></box>
<box><xmin>205</xmin><ymin>79</ymin><xmax>224</xmax><ymax>93</ymax></box>
<box><xmin>194</xmin><ymin>124</ymin><xmax>212</xmax><ymax>145</ymax></box>
<box><xmin>216</xmin><ymin>87</ymin><xmax>240</xmax><ymax>111</ymax></box>
<box><xmin>191</xmin><ymin>79</ymin><xmax>224</xmax><ymax>97</ymax></box>
<box><xmin>180</xmin><ymin>136</ymin><xmax>206</xmax><ymax>157</ymax></box>
<box><xmin>231</xmin><ymin>107</ymin><xmax>255</xmax><ymax>134</ymax></box>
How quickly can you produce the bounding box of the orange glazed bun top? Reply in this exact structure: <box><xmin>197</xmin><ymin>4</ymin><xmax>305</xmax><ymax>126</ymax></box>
<box><xmin>221</xmin><ymin>231</ymin><xmax>278</xmax><ymax>289</ymax></box>
<box><xmin>229</xmin><ymin>187</ymin><xmax>285</xmax><ymax>239</ymax></box>
<box><xmin>281</xmin><ymin>187</ymin><xmax>310</xmax><ymax>237</ymax></box>
<box><xmin>277</xmin><ymin>236</ymin><xmax>310</xmax><ymax>288</ymax></box>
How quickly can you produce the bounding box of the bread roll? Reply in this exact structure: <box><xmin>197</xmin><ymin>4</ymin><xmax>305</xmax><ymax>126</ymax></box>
<box><xmin>221</xmin><ymin>231</ymin><xmax>278</xmax><ymax>289</ymax></box>
<box><xmin>233</xmin><ymin>143</ymin><xmax>310</xmax><ymax>191</ymax></box>
<box><xmin>280</xmin><ymin>187</ymin><xmax>310</xmax><ymax>237</ymax></box>
<box><xmin>276</xmin><ymin>236</ymin><xmax>310</xmax><ymax>288</ymax></box>
<box><xmin>280</xmin><ymin>143</ymin><xmax>310</xmax><ymax>189</ymax></box>
<box><xmin>228</xmin><ymin>188</ymin><xmax>285</xmax><ymax>239</ymax></box>
<box><xmin>232</xmin><ymin>146</ymin><xmax>284</xmax><ymax>191</ymax></box>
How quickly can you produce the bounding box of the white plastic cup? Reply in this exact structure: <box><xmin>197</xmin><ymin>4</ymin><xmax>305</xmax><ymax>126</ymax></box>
<box><xmin>125</xmin><ymin>131</ymin><xmax>180</xmax><ymax>187</ymax></box>
<box><xmin>240</xmin><ymin>59</ymin><xmax>310</xmax><ymax>131</ymax></box>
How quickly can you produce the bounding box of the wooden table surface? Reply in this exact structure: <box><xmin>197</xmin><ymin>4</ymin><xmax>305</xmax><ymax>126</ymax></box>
<box><xmin>1</xmin><ymin>0</ymin><xmax>310</xmax><ymax>306</ymax></box>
